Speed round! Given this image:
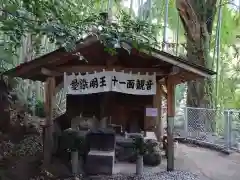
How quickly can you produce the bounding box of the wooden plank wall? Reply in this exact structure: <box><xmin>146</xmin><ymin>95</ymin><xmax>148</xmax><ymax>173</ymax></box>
<box><xmin>66</xmin><ymin>92</ymin><xmax>154</xmax><ymax>131</ymax></box>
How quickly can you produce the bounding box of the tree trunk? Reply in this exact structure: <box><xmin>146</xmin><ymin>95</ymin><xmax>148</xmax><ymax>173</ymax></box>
<box><xmin>0</xmin><ymin>90</ymin><xmax>10</xmax><ymax>133</ymax></box>
<box><xmin>177</xmin><ymin>0</ymin><xmax>217</xmax><ymax>132</ymax></box>
<box><xmin>0</xmin><ymin>79</ymin><xmax>11</xmax><ymax>133</ymax></box>
<box><xmin>186</xmin><ymin>47</ymin><xmax>211</xmax><ymax>131</ymax></box>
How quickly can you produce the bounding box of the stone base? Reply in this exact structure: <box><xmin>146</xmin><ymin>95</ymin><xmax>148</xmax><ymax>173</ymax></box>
<box><xmin>85</xmin><ymin>150</ymin><xmax>115</xmax><ymax>175</ymax></box>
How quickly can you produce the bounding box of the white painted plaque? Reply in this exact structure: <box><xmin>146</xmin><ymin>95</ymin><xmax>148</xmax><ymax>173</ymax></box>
<box><xmin>64</xmin><ymin>71</ymin><xmax>156</xmax><ymax>95</ymax></box>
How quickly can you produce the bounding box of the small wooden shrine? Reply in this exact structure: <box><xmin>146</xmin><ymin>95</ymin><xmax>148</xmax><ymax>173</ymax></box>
<box><xmin>3</xmin><ymin>35</ymin><xmax>215</xmax><ymax>171</ymax></box>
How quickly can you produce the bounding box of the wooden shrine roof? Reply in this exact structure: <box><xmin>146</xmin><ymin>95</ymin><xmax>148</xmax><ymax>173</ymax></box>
<box><xmin>2</xmin><ymin>35</ymin><xmax>215</xmax><ymax>84</ymax></box>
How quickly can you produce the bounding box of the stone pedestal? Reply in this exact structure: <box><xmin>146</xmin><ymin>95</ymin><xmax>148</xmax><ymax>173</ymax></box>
<box><xmin>85</xmin><ymin>150</ymin><xmax>115</xmax><ymax>175</ymax></box>
<box><xmin>136</xmin><ymin>155</ymin><xmax>143</xmax><ymax>175</ymax></box>
<box><xmin>71</xmin><ymin>151</ymin><xmax>79</xmax><ymax>176</ymax></box>
<box><xmin>100</xmin><ymin>117</ymin><xmax>107</xmax><ymax>129</ymax></box>
<box><xmin>237</xmin><ymin>142</ymin><xmax>240</xmax><ymax>150</ymax></box>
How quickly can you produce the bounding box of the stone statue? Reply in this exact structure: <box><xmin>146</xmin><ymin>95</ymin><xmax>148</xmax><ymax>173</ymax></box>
<box><xmin>71</xmin><ymin>113</ymin><xmax>98</xmax><ymax>130</ymax></box>
<box><xmin>99</xmin><ymin>117</ymin><xmax>108</xmax><ymax>129</ymax></box>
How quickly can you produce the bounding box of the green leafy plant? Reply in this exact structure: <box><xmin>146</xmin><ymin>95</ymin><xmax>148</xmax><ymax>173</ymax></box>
<box><xmin>60</xmin><ymin>129</ymin><xmax>86</xmax><ymax>154</ymax></box>
<box><xmin>35</xmin><ymin>100</ymin><xmax>45</xmax><ymax>118</ymax></box>
<box><xmin>0</xmin><ymin>1</ymin><xmax>160</xmax><ymax>55</ymax></box>
<box><xmin>132</xmin><ymin>136</ymin><xmax>147</xmax><ymax>156</ymax></box>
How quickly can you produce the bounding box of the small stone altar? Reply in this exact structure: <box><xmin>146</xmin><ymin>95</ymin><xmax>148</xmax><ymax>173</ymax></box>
<box><xmin>85</xmin><ymin>129</ymin><xmax>116</xmax><ymax>175</ymax></box>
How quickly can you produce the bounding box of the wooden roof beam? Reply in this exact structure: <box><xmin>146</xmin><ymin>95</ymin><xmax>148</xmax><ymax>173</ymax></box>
<box><xmin>15</xmin><ymin>65</ymin><xmax>172</xmax><ymax>82</ymax></box>
<box><xmin>142</xmin><ymin>50</ymin><xmax>214</xmax><ymax>78</ymax></box>
<box><xmin>51</xmin><ymin>65</ymin><xmax>171</xmax><ymax>75</ymax></box>
<box><xmin>169</xmin><ymin>70</ymin><xmax>202</xmax><ymax>84</ymax></box>
<box><xmin>41</xmin><ymin>68</ymin><xmax>62</xmax><ymax>77</ymax></box>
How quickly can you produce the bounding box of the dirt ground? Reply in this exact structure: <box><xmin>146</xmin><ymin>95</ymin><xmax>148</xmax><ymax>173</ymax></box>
<box><xmin>115</xmin><ymin>144</ymin><xmax>240</xmax><ymax>180</ymax></box>
<box><xmin>174</xmin><ymin>144</ymin><xmax>240</xmax><ymax>180</ymax></box>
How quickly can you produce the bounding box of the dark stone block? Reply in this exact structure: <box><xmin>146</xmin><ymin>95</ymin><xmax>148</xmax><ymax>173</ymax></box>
<box><xmin>86</xmin><ymin>129</ymin><xmax>116</xmax><ymax>151</ymax></box>
<box><xmin>116</xmin><ymin>136</ymin><xmax>134</xmax><ymax>148</ymax></box>
<box><xmin>85</xmin><ymin>150</ymin><xmax>115</xmax><ymax>175</ymax></box>
<box><xmin>127</xmin><ymin>133</ymin><xmax>144</xmax><ymax>139</ymax></box>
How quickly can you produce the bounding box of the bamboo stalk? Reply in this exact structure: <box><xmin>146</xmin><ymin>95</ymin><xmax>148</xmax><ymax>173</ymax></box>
<box><xmin>162</xmin><ymin>0</ymin><xmax>169</xmax><ymax>51</ymax></box>
<box><xmin>215</xmin><ymin>0</ymin><xmax>223</xmax><ymax>108</ymax></box>
<box><xmin>148</xmin><ymin>0</ymin><xmax>152</xmax><ymax>24</ymax></box>
<box><xmin>100</xmin><ymin>0</ymin><xmax>105</xmax><ymax>12</ymax></box>
<box><xmin>129</xmin><ymin>0</ymin><xmax>133</xmax><ymax>16</ymax></box>
<box><xmin>107</xmin><ymin>0</ymin><xmax>113</xmax><ymax>21</ymax></box>
<box><xmin>140</xmin><ymin>0</ymin><xmax>143</xmax><ymax>20</ymax></box>
<box><xmin>175</xmin><ymin>15</ymin><xmax>180</xmax><ymax>55</ymax></box>
<box><xmin>137</xmin><ymin>0</ymin><xmax>140</xmax><ymax>18</ymax></box>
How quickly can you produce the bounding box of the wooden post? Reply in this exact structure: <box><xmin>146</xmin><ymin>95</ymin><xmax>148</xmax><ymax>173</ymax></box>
<box><xmin>153</xmin><ymin>81</ymin><xmax>162</xmax><ymax>141</ymax></box>
<box><xmin>166</xmin><ymin>77</ymin><xmax>175</xmax><ymax>171</ymax></box>
<box><xmin>100</xmin><ymin>93</ymin><xmax>110</xmax><ymax>127</ymax></box>
<box><xmin>100</xmin><ymin>57</ymin><xmax>117</xmax><ymax>125</ymax></box>
<box><xmin>43</xmin><ymin>77</ymin><xmax>55</xmax><ymax>168</ymax></box>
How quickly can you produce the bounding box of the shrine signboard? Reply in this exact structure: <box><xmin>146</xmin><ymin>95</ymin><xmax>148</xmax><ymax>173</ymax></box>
<box><xmin>64</xmin><ymin>71</ymin><xmax>156</xmax><ymax>95</ymax></box>
<box><xmin>145</xmin><ymin>108</ymin><xmax>158</xmax><ymax>117</ymax></box>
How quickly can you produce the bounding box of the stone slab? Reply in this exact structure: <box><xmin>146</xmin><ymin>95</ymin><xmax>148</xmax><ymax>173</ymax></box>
<box><xmin>85</xmin><ymin>150</ymin><xmax>115</xmax><ymax>175</ymax></box>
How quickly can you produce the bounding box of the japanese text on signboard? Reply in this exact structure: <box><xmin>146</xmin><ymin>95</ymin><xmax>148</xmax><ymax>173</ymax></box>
<box><xmin>64</xmin><ymin>71</ymin><xmax>156</xmax><ymax>95</ymax></box>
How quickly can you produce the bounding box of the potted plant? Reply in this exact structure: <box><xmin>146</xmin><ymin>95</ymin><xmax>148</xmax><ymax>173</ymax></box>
<box><xmin>132</xmin><ymin>136</ymin><xmax>146</xmax><ymax>175</ymax></box>
<box><xmin>143</xmin><ymin>139</ymin><xmax>162</xmax><ymax>166</ymax></box>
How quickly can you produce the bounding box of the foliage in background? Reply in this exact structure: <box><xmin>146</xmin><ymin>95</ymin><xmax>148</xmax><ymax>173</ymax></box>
<box><xmin>0</xmin><ymin>0</ymin><xmax>160</xmax><ymax>54</ymax></box>
<box><xmin>35</xmin><ymin>100</ymin><xmax>45</xmax><ymax>118</ymax></box>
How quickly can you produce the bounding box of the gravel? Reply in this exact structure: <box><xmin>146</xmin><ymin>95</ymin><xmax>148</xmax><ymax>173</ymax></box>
<box><xmin>29</xmin><ymin>171</ymin><xmax>204</xmax><ymax>180</ymax></box>
<box><xmin>12</xmin><ymin>135</ymin><xmax>43</xmax><ymax>157</ymax></box>
<box><xmin>0</xmin><ymin>140</ymin><xmax>14</xmax><ymax>159</ymax></box>
<box><xmin>0</xmin><ymin>135</ymin><xmax>42</xmax><ymax>159</ymax></box>
<box><xmin>86</xmin><ymin>171</ymin><xmax>201</xmax><ymax>180</ymax></box>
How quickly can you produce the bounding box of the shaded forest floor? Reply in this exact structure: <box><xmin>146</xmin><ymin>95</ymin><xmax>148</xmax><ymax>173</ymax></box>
<box><xmin>0</xmin><ymin>104</ymin><xmax>45</xmax><ymax>180</ymax></box>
